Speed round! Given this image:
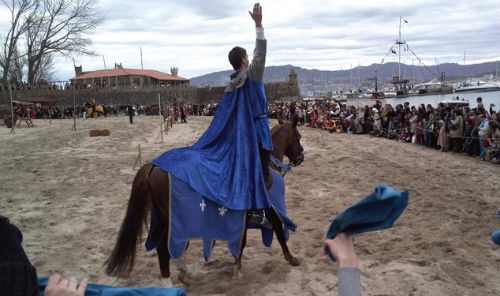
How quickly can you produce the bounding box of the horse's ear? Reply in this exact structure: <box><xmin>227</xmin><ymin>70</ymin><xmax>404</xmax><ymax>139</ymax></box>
<box><xmin>292</xmin><ymin>115</ymin><xmax>298</xmax><ymax>128</ymax></box>
<box><xmin>278</xmin><ymin>117</ymin><xmax>284</xmax><ymax>125</ymax></box>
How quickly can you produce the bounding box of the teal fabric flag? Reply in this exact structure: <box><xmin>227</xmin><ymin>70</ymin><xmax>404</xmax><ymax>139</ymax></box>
<box><xmin>38</xmin><ymin>277</ymin><xmax>185</xmax><ymax>296</ymax></box>
<box><xmin>326</xmin><ymin>184</ymin><xmax>409</xmax><ymax>261</ymax></box>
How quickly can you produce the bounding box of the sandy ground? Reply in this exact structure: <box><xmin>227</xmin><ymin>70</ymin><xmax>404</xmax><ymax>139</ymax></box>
<box><xmin>1</xmin><ymin>116</ymin><xmax>499</xmax><ymax>295</ymax></box>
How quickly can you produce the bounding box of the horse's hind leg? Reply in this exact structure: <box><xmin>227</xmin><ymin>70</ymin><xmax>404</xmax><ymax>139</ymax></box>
<box><xmin>233</xmin><ymin>223</ymin><xmax>248</xmax><ymax>279</ymax></box>
<box><xmin>266</xmin><ymin>209</ymin><xmax>300</xmax><ymax>266</ymax></box>
<box><xmin>172</xmin><ymin>256</ymin><xmax>192</xmax><ymax>286</ymax></box>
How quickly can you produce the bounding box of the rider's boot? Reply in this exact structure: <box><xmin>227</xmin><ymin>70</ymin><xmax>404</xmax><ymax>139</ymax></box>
<box><xmin>247</xmin><ymin>209</ymin><xmax>273</xmax><ymax>229</ymax></box>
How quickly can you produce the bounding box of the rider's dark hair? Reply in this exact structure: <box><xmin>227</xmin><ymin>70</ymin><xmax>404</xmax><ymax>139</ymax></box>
<box><xmin>228</xmin><ymin>46</ymin><xmax>247</xmax><ymax>71</ymax></box>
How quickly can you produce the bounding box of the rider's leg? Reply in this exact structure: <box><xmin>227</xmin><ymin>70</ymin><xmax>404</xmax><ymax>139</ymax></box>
<box><xmin>259</xmin><ymin>145</ymin><xmax>272</xmax><ymax>189</ymax></box>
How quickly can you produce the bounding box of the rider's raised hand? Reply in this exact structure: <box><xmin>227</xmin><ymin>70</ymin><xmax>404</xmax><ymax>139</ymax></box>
<box><xmin>248</xmin><ymin>3</ymin><xmax>262</xmax><ymax>27</ymax></box>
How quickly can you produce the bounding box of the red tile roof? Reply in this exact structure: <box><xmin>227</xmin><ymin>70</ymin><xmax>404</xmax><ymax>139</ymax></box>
<box><xmin>72</xmin><ymin>68</ymin><xmax>188</xmax><ymax>81</ymax></box>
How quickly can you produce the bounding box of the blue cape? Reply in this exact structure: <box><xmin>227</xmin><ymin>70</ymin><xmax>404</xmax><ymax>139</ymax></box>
<box><xmin>152</xmin><ymin>80</ymin><xmax>270</xmax><ymax>210</ymax></box>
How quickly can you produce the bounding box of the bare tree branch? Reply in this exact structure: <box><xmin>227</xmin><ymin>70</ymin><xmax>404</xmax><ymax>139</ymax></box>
<box><xmin>0</xmin><ymin>0</ymin><xmax>38</xmax><ymax>83</ymax></box>
<box><xmin>25</xmin><ymin>0</ymin><xmax>103</xmax><ymax>84</ymax></box>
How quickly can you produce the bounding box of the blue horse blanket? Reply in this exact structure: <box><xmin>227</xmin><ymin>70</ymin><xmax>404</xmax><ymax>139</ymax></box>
<box><xmin>38</xmin><ymin>277</ymin><xmax>185</xmax><ymax>296</ymax></box>
<box><xmin>145</xmin><ymin>170</ymin><xmax>295</xmax><ymax>261</ymax></box>
<box><xmin>151</xmin><ymin>79</ymin><xmax>271</xmax><ymax>211</ymax></box>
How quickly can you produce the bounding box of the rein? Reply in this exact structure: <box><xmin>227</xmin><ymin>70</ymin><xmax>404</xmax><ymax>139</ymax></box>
<box><xmin>270</xmin><ymin>155</ymin><xmax>292</xmax><ymax>177</ymax></box>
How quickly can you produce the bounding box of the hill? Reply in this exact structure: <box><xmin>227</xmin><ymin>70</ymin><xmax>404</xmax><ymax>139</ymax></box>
<box><xmin>190</xmin><ymin>61</ymin><xmax>500</xmax><ymax>94</ymax></box>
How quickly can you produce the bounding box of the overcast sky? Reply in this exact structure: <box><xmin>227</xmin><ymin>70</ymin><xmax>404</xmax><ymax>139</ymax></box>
<box><xmin>1</xmin><ymin>0</ymin><xmax>499</xmax><ymax>81</ymax></box>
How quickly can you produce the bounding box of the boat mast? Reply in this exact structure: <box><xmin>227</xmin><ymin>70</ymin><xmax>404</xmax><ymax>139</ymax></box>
<box><xmin>435</xmin><ymin>57</ymin><xmax>437</xmax><ymax>81</ymax></box>
<box><xmin>398</xmin><ymin>16</ymin><xmax>402</xmax><ymax>79</ymax></box>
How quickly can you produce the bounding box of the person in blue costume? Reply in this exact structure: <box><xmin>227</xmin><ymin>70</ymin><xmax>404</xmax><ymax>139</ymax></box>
<box><xmin>152</xmin><ymin>3</ymin><xmax>273</xmax><ymax>221</ymax></box>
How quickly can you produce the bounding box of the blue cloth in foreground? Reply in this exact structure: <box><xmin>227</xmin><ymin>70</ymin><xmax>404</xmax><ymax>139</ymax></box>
<box><xmin>492</xmin><ymin>230</ymin><xmax>500</xmax><ymax>246</ymax></box>
<box><xmin>38</xmin><ymin>277</ymin><xmax>185</xmax><ymax>296</ymax></box>
<box><xmin>326</xmin><ymin>184</ymin><xmax>409</xmax><ymax>239</ymax></box>
<box><xmin>145</xmin><ymin>170</ymin><xmax>296</xmax><ymax>260</ymax></box>
<box><xmin>491</xmin><ymin>211</ymin><xmax>500</xmax><ymax>246</ymax></box>
<box><xmin>151</xmin><ymin>79</ymin><xmax>270</xmax><ymax>211</ymax></box>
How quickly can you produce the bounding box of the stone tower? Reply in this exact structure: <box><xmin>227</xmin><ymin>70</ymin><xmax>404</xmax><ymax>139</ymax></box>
<box><xmin>74</xmin><ymin>65</ymin><xmax>82</xmax><ymax>77</ymax></box>
<box><xmin>171</xmin><ymin>67</ymin><xmax>178</xmax><ymax>76</ymax></box>
<box><xmin>288</xmin><ymin>68</ymin><xmax>300</xmax><ymax>97</ymax></box>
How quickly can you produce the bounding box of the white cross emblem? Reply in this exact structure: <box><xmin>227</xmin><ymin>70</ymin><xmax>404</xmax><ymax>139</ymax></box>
<box><xmin>218</xmin><ymin>206</ymin><xmax>228</xmax><ymax>216</ymax></box>
<box><xmin>200</xmin><ymin>199</ymin><xmax>206</xmax><ymax>213</ymax></box>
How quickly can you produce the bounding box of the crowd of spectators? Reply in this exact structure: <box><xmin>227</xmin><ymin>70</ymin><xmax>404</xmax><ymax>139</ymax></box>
<box><xmin>8</xmin><ymin>97</ymin><xmax>499</xmax><ymax>164</ymax></box>
<box><xmin>10</xmin><ymin>102</ymin><xmax>218</xmax><ymax>120</ymax></box>
<box><xmin>269</xmin><ymin>97</ymin><xmax>500</xmax><ymax>165</ymax></box>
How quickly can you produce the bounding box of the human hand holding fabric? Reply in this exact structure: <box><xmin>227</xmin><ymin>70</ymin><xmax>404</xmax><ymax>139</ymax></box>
<box><xmin>249</xmin><ymin>3</ymin><xmax>262</xmax><ymax>27</ymax></box>
<box><xmin>44</xmin><ymin>274</ymin><xmax>87</xmax><ymax>296</ymax></box>
<box><xmin>324</xmin><ymin>233</ymin><xmax>358</xmax><ymax>268</ymax></box>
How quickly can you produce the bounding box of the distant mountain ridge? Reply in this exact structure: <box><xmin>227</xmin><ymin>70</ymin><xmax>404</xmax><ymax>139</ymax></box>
<box><xmin>190</xmin><ymin>61</ymin><xmax>500</xmax><ymax>94</ymax></box>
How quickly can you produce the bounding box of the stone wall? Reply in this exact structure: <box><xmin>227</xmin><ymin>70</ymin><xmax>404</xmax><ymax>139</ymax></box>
<box><xmin>0</xmin><ymin>72</ymin><xmax>300</xmax><ymax>107</ymax></box>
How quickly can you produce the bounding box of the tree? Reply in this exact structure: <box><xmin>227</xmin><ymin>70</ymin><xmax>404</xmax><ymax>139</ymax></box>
<box><xmin>0</xmin><ymin>0</ymin><xmax>38</xmax><ymax>84</ymax></box>
<box><xmin>33</xmin><ymin>52</ymin><xmax>55</xmax><ymax>82</ymax></box>
<box><xmin>25</xmin><ymin>0</ymin><xmax>102</xmax><ymax>84</ymax></box>
<box><xmin>8</xmin><ymin>45</ymin><xmax>25</xmax><ymax>82</ymax></box>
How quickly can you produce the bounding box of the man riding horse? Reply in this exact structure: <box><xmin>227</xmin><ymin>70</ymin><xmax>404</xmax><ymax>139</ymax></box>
<box><xmin>152</xmin><ymin>3</ymin><xmax>272</xmax><ymax>225</ymax></box>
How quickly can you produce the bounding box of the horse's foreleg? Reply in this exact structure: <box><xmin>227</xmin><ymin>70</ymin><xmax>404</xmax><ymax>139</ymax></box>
<box><xmin>266</xmin><ymin>209</ymin><xmax>300</xmax><ymax>266</ymax></box>
<box><xmin>233</xmin><ymin>224</ymin><xmax>248</xmax><ymax>280</ymax></box>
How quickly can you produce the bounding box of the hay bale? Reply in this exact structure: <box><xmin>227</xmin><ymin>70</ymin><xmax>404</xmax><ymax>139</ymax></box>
<box><xmin>89</xmin><ymin>129</ymin><xmax>111</xmax><ymax>137</ymax></box>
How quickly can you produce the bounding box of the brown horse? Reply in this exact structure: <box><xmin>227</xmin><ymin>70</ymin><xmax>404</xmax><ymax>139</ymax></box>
<box><xmin>104</xmin><ymin>116</ymin><xmax>304</xmax><ymax>284</ymax></box>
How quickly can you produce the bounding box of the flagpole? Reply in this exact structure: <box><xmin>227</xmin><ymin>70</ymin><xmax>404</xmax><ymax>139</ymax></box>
<box><xmin>140</xmin><ymin>46</ymin><xmax>144</xmax><ymax>70</ymax></box>
<box><xmin>8</xmin><ymin>81</ymin><xmax>15</xmax><ymax>134</ymax></box>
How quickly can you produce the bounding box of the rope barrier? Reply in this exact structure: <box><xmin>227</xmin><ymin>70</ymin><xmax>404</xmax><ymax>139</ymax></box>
<box><xmin>133</xmin><ymin>144</ymin><xmax>142</xmax><ymax>170</ymax></box>
<box><xmin>308</xmin><ymin>122</ymin><xmax>497</xmax><ymax>141</ymax></box>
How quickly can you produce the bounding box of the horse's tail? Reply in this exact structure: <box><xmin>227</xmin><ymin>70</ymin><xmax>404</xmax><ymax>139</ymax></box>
<box><xmin>104</xmin><ymin>163</ymin><xmax>154</xmax><ymax>277</ymax></box>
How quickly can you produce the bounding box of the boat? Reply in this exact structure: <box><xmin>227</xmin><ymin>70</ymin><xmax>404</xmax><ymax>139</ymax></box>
<box><xmin>413</xmin><ymin>80</ymin><xmax>453</xmax><ymax>94</ymax></box>
<box><xmin>440</xmin><ymin>98</ymin><xmax>469</xmax><ymax>107</ymax></box>
<box><xmin>454</xmin><ymin>80</ymin><xmax>500</xmax><ymax>93</ymax></box>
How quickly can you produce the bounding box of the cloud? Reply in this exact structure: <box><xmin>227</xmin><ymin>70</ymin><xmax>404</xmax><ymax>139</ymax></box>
<box><xmin>0</xmin><ymin>0</ymin><xmax>498</xmax><ymax>80</ymax></box>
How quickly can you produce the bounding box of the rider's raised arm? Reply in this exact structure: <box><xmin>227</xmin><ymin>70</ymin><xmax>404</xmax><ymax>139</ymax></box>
<box><xmin>248</xmin><ymin>3</ymin><xmax>266</xmax><ymax>82</ymax></box>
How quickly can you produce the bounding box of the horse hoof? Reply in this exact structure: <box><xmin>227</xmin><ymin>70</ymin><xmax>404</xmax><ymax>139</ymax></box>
<box><xmin>232</xmin><ymin>267</ymin><xmax>244</xmax><ymax>280</ymax></box>
<box><xmin>288</xmin><ymin>257</ymin><xmax>301</xmax><ymax>266</ymax></box>
<box><xmin>178</xmin><ymin>272</ymin><xmax>192</xmax><ymax>287</ymax></box>
<box><xmin>159</xmin><ymin>277</ymin><xmax>173</xmax><ymax>287</ymax></box>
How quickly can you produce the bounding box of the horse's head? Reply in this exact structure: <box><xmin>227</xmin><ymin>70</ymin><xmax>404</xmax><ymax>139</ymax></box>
<box><xmin>271</xmin><ymin>116</ymin><xmax>304</xmax><ymax>167</ymax></box>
